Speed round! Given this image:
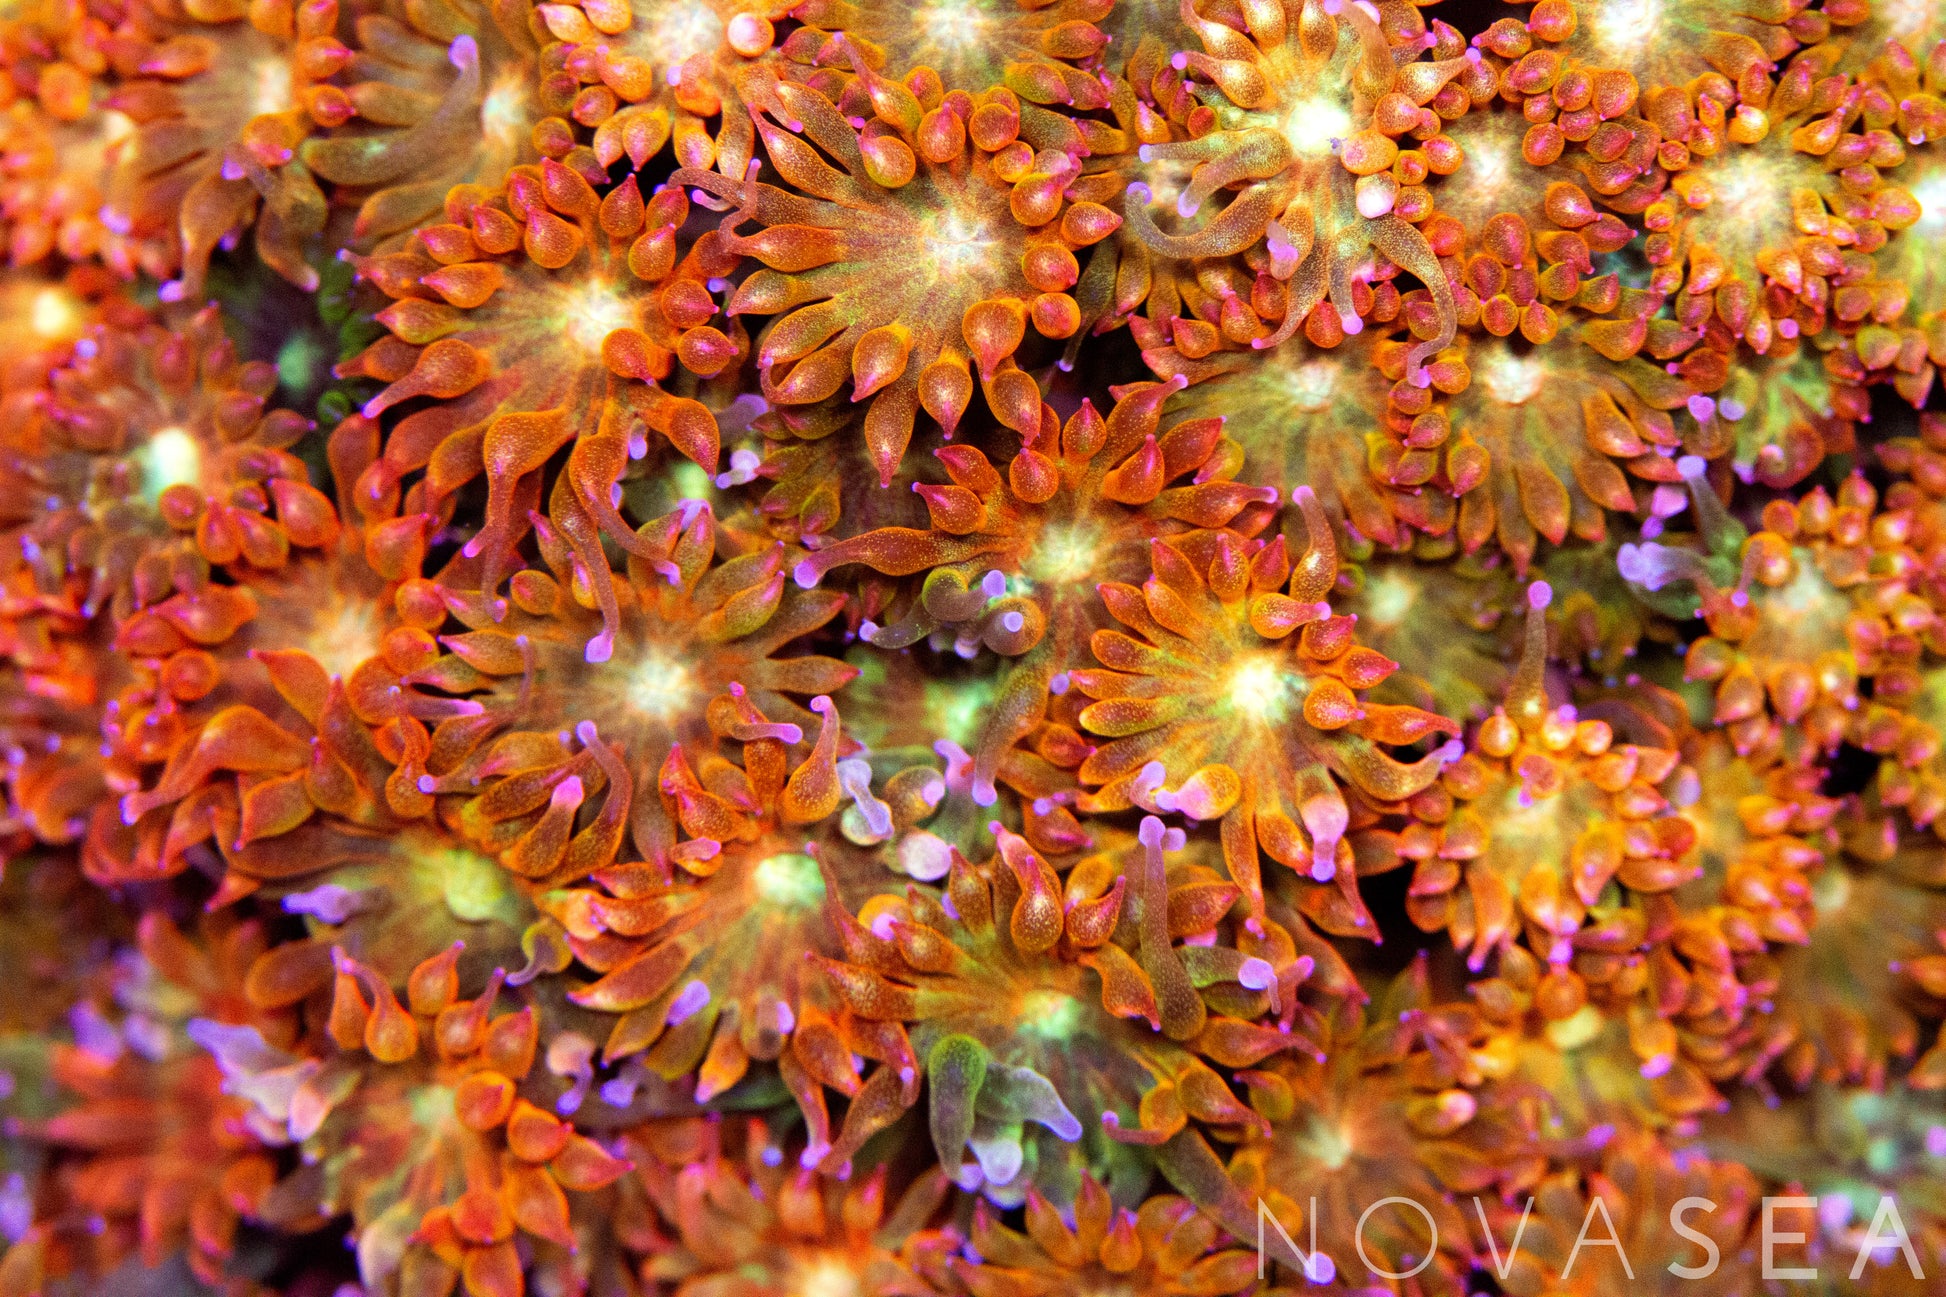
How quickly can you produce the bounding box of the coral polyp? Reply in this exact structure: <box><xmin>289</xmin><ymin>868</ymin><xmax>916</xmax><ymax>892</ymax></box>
<box><xmin>1075</xmin><ymin>488</ymin><xmax>1458</xmax><ymax>925</ymax></box>
<box><xmin>303</xmin><ymin>0</ymin><xmax>552</xmax><ymax>245</ymax></box>
<box><xmin>12</xmin><ymin>0</ymin><xmax>1946</xmax><ymax>1288</ymax></box>
<box><xmin>102</xmin><ymin>0</ymin><xmax>346</xmax><ymax>297</ymax></box>
<box><xmin>676</xmin><ymin>69</ymin><xmax>1119</xmax><ymax>479</ymax></box>
<box><xmin>1126</xmin><ymin>0</ymin><xmax>1475</xmax><ymax>370</ymax></box>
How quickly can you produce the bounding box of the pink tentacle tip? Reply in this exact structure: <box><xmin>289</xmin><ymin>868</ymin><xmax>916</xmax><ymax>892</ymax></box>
<box><xmin>1527</xmin><ymin>580</ymin><xmax>1552</xmax><ymax>611</ymax></box>
<box><xmin>793</xmin><ymin>559</ymin><xmax>821</xmax><ymax>589</ymax></box>
<box><xmin>1676</xmin><ymin>454</ymin><xmax>1708</xmax><ymax>480</ymax></box>
<box><xmin>1137</xmin><ymin>814</ymin><xmax>1165</xmax><ymax>848</ymax></box>
<box><xmin>810</xmin><ymin>695</ymin><xmax>833</xmax><ymax>714</ymax></box>
<box><xmin>575</xmin><ymin>720</ymin><xmax>600</xmax><ymax>745</ymax></box>
<box><xmin>448</xmin><ymin>33</ymin><xmax>479</xmax><ymax>68</ymax></box>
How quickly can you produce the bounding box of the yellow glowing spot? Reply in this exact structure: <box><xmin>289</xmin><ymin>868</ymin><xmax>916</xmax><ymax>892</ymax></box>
<box><xmin>1590</xmin><ymin>0</ymin><xmax>1664</xmax><ymax>53</ymax></box>
<box><xmin>1228</xmin><ymin>654</ymin><xmax>1298</xmax><ymax>722</ymax></box>
<box><xmin>752</xmin><ymin>852</ymin><xmax>826</xmax><ymax>907</ymax></box>
<box><xmin>562</xmin><ymin>281</ymin><xmax>636</xmax><ymax>355</ymax></box>
<box><xmin>140</xmin><ymin>427</ymin><xmax>202</xmax><ymax>501</ymax></box>
<box><xmin>1479</xmin><ymin>350</ymin><xmax>1545</xmax><ymax>405</ymax></box>
<box><xmin>1545</xmin><ymin>1004</ymin><xmax>1605</xmax><ymax>1050</ymax></box>
<box><xmin>1282</xmin><ymin>96</ymin><xmax>1352</xmax><ymax>159</ymax></box>
<box><xmin>788</xmin><ymin>1255</ymin><xmax>862</xmax><ymax>1297</ymax></box>
<box><xmin>251</xmin><ymin>59</ymin><xmax>293</xmax><ymax>117</ymax></box>
<box><xmin>1912</xmin><ymin>172</ymin><xmax>1946</xmax><ymax>237</ymax></box>
<box><xmin>1019</xmin><ymin>988</ymin><xmax>1082</xmax><ymax>1039</ymax></box>
<box><xmin>434</xmin><ymin>846</ymin><xmax>521</xmax><ymax>925</ymax></box>
<box><xmin>480</xmin><ymin>72</ymin><xmax>530</xmax><ymax>155</ymax></box>
<box><xmin>30</xmin><ymin>289</ymin><xmax>78</xmax><ymax>339</ymax></box>
<box><xmin>923</xmin><ymin>212</ymin><xmax>993</xmax><ymax>274</ymax></box>
<box><xmin>650</xmin><ymin>0</ymin><xmax>726</xmax><ymax>64</ymax></box>
<box><xmin>1301</xmin><ymin>1113</ymin><xmax>1355</xmax><ymax>1171</ymax></box>
<box><xmin>1277</xmin><ymin>357</ymin><xmax>1340</xmax><ymax>413</ymax></box>
<box><xmin>915</xmin><ymin>0</ymin><xmax>991</xmax><ymax>48</ymax></box>
<box><xmin>626</xmin><ymin>649</ymin><xmax>693</xmax><ymax>717</ymax></box>
<box><xmin>308</xmin><ymin>599</ymin><xmax>385</xmax><ymax>681</ymax></box>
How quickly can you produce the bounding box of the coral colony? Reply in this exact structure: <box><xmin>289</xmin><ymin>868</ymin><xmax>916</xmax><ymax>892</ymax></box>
<box><xmin>9</xmin><ymin>0</ymin><xmax>1946</xmax><ymax>1295</ymax></box>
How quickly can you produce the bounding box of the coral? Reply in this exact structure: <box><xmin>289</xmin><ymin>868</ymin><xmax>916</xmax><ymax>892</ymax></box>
<box><xmin>1479</xmin><ymin>1127</ymin><xmax>1762</xmax><ymax>1297</ymax></box>
<box><xmin>1124</xmin><ymin>0</ymin><xmax>1478</xmax><ymax>371</ymax></box>
<box><xmin>1073</xmin><ymin>488</ymin><xmax>1460</xmax><ymax>927</ymax></box>
<box><xmin>19</xmin><ymin>304</ymin><xmax>338</xmax><ymax>622</ymax></box>
<box><xmin>794</xmin><ymin>380</ymin><xmax>1277</xmax><ymax>805</ymax></box>
<box><xmin>343</xmin><ymin>165</ymin><xmax>741</xmax><ymax>594</ymax></box>
<box><xmin>1402</xmin><ymin>583</ymin><xmax>1703</xmax><ymax>1040</ymax></box>
<box><xmin>550</xmin><ymin>686</ymin><xmax>906</xmax><ymax>1106</ymax></box>
<box><xmin>1702</xmin><ymin>1084</ymin><xmax>1946</xmax><ymax>1297</ymax></box>
<box><xmin>1725</xmin><ymin>827</ymin><xmax>1946</xmax><ymax>1090</ymax></box>
<box><xmin>101</xmin><ymin>0</ymin><xmax>349</xmax><ymax>298</ymax></box>
<box><xmin>674</xmin><ymin>68</ymin><xmax>1123</xmax><ymax>481</ymax></box>
<box><xmin>12</xmin><ymin>0</ymin><xmax>1946</xmax><ymax>1289</ymax></box>
<box><xmin>803</xmin><ymin>813</ymin><xmax>1319</xmax><ymax>1203</ymax></box>
<box><xmin>2</xmin><ymin>913</ymin><xmax>318</xmax><ymax>1292</ymax></box>
<box><xmin>788</xmin><ymin>0</ymin><xmax>1112</xmax><ymax>108</ymax></box>
<box><xmin>303</xmin><ymin>0</ymin><xmax>556</xmax><ymax>246</ymax></box>
<box><xmin>346</xmin><ymin>498</ymin><xmax>856</xmax><ymax>885</ymax></box>
<box><xmin>1231</xmin><ymin>958</ymin><xmax>1541</xmax><ymax>1291</ymax></box>
<box><xmin>618</xmin><ymin>1115</ymin><xmax>956</xmax><ymax>1295</ymax></box>
<box><xmin>950</xmin><ymin>1170</ymin><xmax>1257</xmax><ymax>1296</ymax></box>
<box><xmin>537</xmin><ymin>0</ymin><xmax>782</xmax><ymax>178</ymax></box>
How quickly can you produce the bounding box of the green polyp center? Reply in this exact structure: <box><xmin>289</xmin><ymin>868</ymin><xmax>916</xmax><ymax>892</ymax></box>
<box><xmin>752</xmin><ymin>852</ymin><xmax>825</xmax><ymax>907</ymax></box>
<box><xmin>1545</xmin><ymin>1004</ymin><xmax>1605</xmax><ymax>1051</ymax></box>
<box><xmin>437</xmin><ymin>847</ymin><xmax>522</xmax><ymax>925</ymax></box>
<box><xmin>137</xmin><ymin>426</ymin><xmax>203</xmax><ymax>502</ymax></box>
<box><xmin>1227</xmin><ymin>652</ymin><xmax>1305</xmax><ymax>724</ymax></box>
<box><xmin>1017</xmin><ymin>988</ymin><xmax>1083</xmax><ymax>1040</ymax></box>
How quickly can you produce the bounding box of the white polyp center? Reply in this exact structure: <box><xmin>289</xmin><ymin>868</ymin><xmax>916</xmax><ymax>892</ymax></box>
<box><xmin>923</xmin><ymin>212</ymin><xmax>993</xmax><ymax>273</ymax></box>
<box><xmin>752</xmin><ymin>852</ymin><xmax>826</xmax><ymax>907</ymax></box>
<box><xmin>1911</xmin><ymin>171</ymin><xmax>1946</xmax><ymax>236</ymax></box>
<box><xmin>650</xmin><ymin>0</ymin><xmax>727</xmax><ymax>64</ymax></box>
<box><xmin>1466</xmin><ymin>134</ymin><xmax>1513</xmax><ymax>199</ymax></box>
<box><xmin>625</xmin><ymin>648</ymin><xmax>692</xmax><ymax>717</ymax></box>
<box><xmin>1278</xmin><ymin>358</ymin><xmax>1340</xmax><ymax>413</ymax></box>
<box><xmin>1811</xmin><ymin>864</ymin><xmax>1852</xmax><ymax>917</ymax></box>
<box><xmin>916</xmin><ymin>0</ymin><xmax>992</xmax><ymax>49</ymax></box>
<box><xmin>563</xmin><ymin>281</ymin><xmax>635</xmax><ymax>355</ymax></box>
<box><xmin>1880</xmin><ymin>0</ymin><xmax>1936</xmax><ymax>38</ymax></box>
<box><xmin>251</xmin><ymin>58</ymin><xmax>294</xmax><ymax>117</ymax></box>
<box><xmin>481</xmin><ymin>72</ymin><xmax>530</xmax><ymax>156</ymax></box>
<box><xmin>30</xmin><ymin>288</ymin><xmax>77</xmax><ymax>338</ymax></box>
<box><xmin>1024</xmin><ymin>522</ymin><xmax>1100</xmax><ymax>585</ymax></box>
<box><xmin>1228</xmin><ymin>654</ymin><xmax>1297</xmax><ymax>722</ymax></box>
<box><xmin>1302</xmin><ymin>1113</ymin><xmax>1356</xmax><ymax>1171</ymax></box>
<box><xmin>1705</xmin><ymin>151</ymin><xmax>1780</xmax><ymax>217</ymax></box>
<box><xmin>1360</xmin><ymin>570</ymin><xmax>1417</xmax><ymax>632</ymax></box>
<box><xmin>1479</xmin><ymin>350</ymin><xmax>1545</xmax><ymax>405</ymax></box>
<box><xmin>787</xmin><ymin>1256</ymin><xmax>862</xmax><ymax>1297</ymax></box>
<box><xmin>1281</xmin><ymin>95</ymin><xmax>1352</xmax><ymax>158</ymax></box>
<box><xmin>141</xmin><ymin>427</ymin><xmax>202</xmax><ymax>500</ymax></box>
<box><xmin>1591</xmin><ymin>0</ymin><xmax>1664</xmax><ymax>53</ymax></box>
<box><xmin>309</xmin><ymin>600</ymin><xmax>384</xmax><ymax>681</ymax></box>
